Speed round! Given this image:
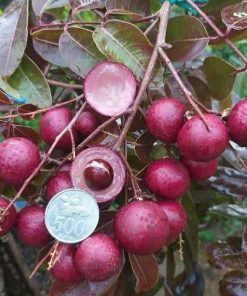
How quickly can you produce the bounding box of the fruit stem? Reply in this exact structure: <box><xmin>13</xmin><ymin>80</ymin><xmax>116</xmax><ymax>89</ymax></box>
<box><xmin>158</xmin><ymin>48</ymin><xmax>211</xmax><ymax>131</ymax></box>
<box><xmin>29</xmin><ymin>241</ymin><xmax>59</xmax><ymax>279</ymax></box>
<box><xmin>1</xmin><ymin>102</ymin><xmax>87</xmax><ymax>216</ymax></box>
<box><xmin>47</xmin><ymin>79</ymin><xmax>83</xmax><ymax>90</ymax></box>
<box><xmin>184</xmin><ymin>0</ymin><xmax>247</xmax><ymax>67</ymax></box>
<box><xmin>119</xmin><ymin>152</ymin><xmax>143</xmax><ymax>200</ymax></box>
<box><xmin>113</xmin><ymin>1</ymin><xmax>172</xmax><ymax>151</ymax></box>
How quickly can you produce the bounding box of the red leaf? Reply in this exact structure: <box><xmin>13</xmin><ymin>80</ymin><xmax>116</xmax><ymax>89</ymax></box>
<box><xmin>128</xmin><ymin>254</ymin><xmax>159</xmax><ymax>293</ymax></box>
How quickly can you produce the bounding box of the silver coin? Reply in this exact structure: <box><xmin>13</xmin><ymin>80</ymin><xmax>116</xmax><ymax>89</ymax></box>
<box><xmin>45</xmin><ymin>189</ymin><xmax>99</xmax><ymax>244</ymax></box>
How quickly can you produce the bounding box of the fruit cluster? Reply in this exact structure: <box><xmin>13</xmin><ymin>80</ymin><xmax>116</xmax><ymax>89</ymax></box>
<box><xmin>0</xmin><ymin>61</ymin><xmax>246</xmax><ymax>285</ymax></box>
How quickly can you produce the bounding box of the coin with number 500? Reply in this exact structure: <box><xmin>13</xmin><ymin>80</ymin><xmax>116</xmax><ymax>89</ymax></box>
<box><xmin>45</xmin><ymin>189</ymin><xmax>99</xmax><ymax>244</ymax></box>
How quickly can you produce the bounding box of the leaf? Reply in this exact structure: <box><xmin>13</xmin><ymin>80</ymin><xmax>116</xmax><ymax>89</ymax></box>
<box><xmin>93</xmin><ymin>20</ymin><xmax>163</xmax><ymax>87</ymax></box>
<box><xmin>128</xmin><ymin>254</ymin><xmax>159</xmax><ymax>293</ymax></box>
<box><xmin>0</xmin><ymin>0</ymin><xmax>29</xmax><ymax>77</ymax></box>
<box><xmin>166</xmin><ymin>16</ymin><xmax>209</xmax><ymax>62</ymax></box>
<box><xmin>222</xmin><ymin>2</ymin><xmax>247</xmax><ymax>30</ymax></box>
<box><xmin>206</xmin><ymin>237</ymin><xmax>247</xmax><ymax>269</ymax></box>
<box><xmin>32</xmin><ymin>28</ymin><xmax>67</xmax><ymax>67</ymax></box>
<box><xmin>242</xmin><ymin>227</ymin><xmax>247</xmax><ymax>261</ymax></box>
<box><xmin>0</xmin><ymin>90</ymin><xmax>12</xmax><ymax>105</ymax></box>
<box><xmin>47</xmin><ymin>0</ymin><xmax>68</xmax><ymax>9</ymax></box>
<box><xmin>134</xmin><ymin>130</ymin><xmax>156</xmax><ymax>163</ymax></box>
<box><xmin>220</xmin><ymin>270</ymin><xmax>247</xmax><ymax>296</ymax></box>
<box><xmin>206</xmin><ymin>166</ymin><xmax>247</xmax><ymax>199</ymax></box>
<box><xmin>6</xmin><ymin>55</ymin><xmax>52</xmax><ymax>108</ymax></box>
<box><xmin>59</xmin><ymin>27</ymin><xmax>105</xmax><ymax>77</ymax></box>
<box><xmin>50</xmin><ymin>268</ymin><xmax>122</xmax><ymax>296</ymax></box>
<box><xmin>18</xmin><ymin>103</ymin><xmax>38</xmax><ymax>120</ymax></box>
<box><xmin>106</xmin><ymin>0</ymin><xmax>151</xmax><ymax>18</ymax></box>
<box><xmin>87</xmin><ymin>122</ymin><xmax>120</xmax><ymax>147</ymax></box>
<box><xmin>0</xmin><ymin>77</ymin><xmax>20</xmax><ymax>98</ymax></box>
<box><xmin>202</xmin><ymin>57</ymin><xmax>237</xmax><ymax>101</ymax></box>
<box><xmin>2</xmin><ymin>124</ymin><xmax>42</xmax><ymax>145</ymax></box>
<box><xmin>32</xmin><ymin>0</ymin><xmax>63</xmax><ymax>17</ymax></box>
<box><xmin>209</xmin><ymin>204</ymin><xmax>247</xmax><ymax>223</ymax></box>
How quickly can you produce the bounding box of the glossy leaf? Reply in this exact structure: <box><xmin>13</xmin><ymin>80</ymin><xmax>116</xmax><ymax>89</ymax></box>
<box><xmin>17</xmin><ymin>103</ymin><xmax>38</xmax><ymax>120</ymax></box>
<box><xmin>207</xmin><ymin>166</ymin><xmax>247</xmax><ymax>199</ymax></box>
<box><xmin>6</xmin><ymin>55</ymin><xmax>52</xmax><ymax>108</ymax></box>
<box><xmin>220</xmin><ymin>270</ymin><xmax>247</xmax><ymax>296</ymax></box>
<box><xmin>106</xmin><ymin>0</ymin><xmax>151</xmax><ymax>18</ymax></box>
<box><xmin>47</xmin><ymin>0</ymin><xmax>68</xmax><ymax>9</ymax></box>
<box><xmin>128</xmin><ymin>254</ymin><xmax>159</xmax><ymax>293</ymax></box>
<box><xmin>209</xmin><ymin>204</ymin><xmax>247</xmax><ymax>223</ymax></box>
<box><xmin>202</xmin><ymin>57</ymin><xmax>237</xmax><ymax>101</ymax></box>
<box><xmin>0</xmin><ymin>77</ymin><xmax>20</xmax><ymax>98</ymax></box>
<box><xmin>32</xmin><ymin>28</ymin><xmax>67</xmax><ymax>67</ymax></box>
<box><xmin>134</xmin><ymin>130</ymin><xmax>156</xmax><ymax>163</ymax></box>
<box><xmin>166</xmin><ymin>16</ymin><xmax>209</xmax><ymax>62</ymax></box>
<box><xmin>206</xmin><ymin>237</ymin><xmax>246</xmax><ymax>269</ymax></box>
<box><xmin>0</xmin><ymin>90</ymin><xmax>12</xmax><ymax>105</ymax></box>
<box><xmin>0</xmin><ymin>0</ymin><xmax>29</xmax><ymax>77</ymax></box>
<box><xmin>93</xmin><ymin>20</ymin><xmax>163</xmax><ymax>87</ymax></box>
<box><xmin>222</xmin><ymin>2</ymin><xmax>247</xmax><ymax>30</ymax></box>
<box><xmin>59</xmin><ymin>26</ymin><xmax>105</xmax><ymax>77</ymax></box>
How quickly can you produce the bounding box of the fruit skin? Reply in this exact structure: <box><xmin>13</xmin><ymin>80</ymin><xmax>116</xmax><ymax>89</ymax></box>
<box><xmin>144</xmin><ymin>159</ymin><xmax>190</xmax><ymax>199</ymax></box>
<box><xmin>75</xmin><ymin>111</ymin><xmax>99</xmax><ymax>136</ymax></box>
<box><xmin>146</xmin><ymin>98</ymin><xmax>186</xmax><ymax>144</ymax></box>
<box><xmin>0</xmin><ymin>137</ymin><xmax>41</xmax><ymax>186</ymax></box>
<box><xmin>0</xmin><ymin>196</ymin><xmax>17</xmax><ymax>236</ymax></box>
<box><xmin>75</xmin><ymin>233</ymin><xmax>122</xmax><ymax>282</ymax></box>
<box><xmin>227</xmin><ymin>99</ymin><xmax>247</xmax><ymax>147</ymax></box>
<box><xmin>45</xmin><ymin>172</ymin><xmax>73</xmax><ymax>201</ymax></box>
<box><xmin>16</xmin><ymin>205</ymin><xmax>51</xmax><ymax>247</ymax></box>
<box><xmin>157</xmin><ymin>200</ymin><xmax>186</xmax><ymax>244</ymax></box>
<box><xmin>181</xmin><ymin>157</ymin><xmax>218</xmax><ymax>180</ymax></box>
<box><xmin>84</xmin><ymin>159</ymin><xmax>113</xmax><ymax>191</ymax></box>
<box><xmin>50</xmin><ymin>244</ymin><xmax>81</xmax><ymax>284</ymax></box>
<box><xmin>40</xmin><ymin>107</ymin><xmax>80</xmax><ymax>150</ymax></box>
<box><xmin>177</xmin><ymin>114</ymin><xmax>229</xmax><ymax>162</ymax></box>
<box><xmin>113</xmin><ymin>201</ymin><xmax>169</xmax><ymax>255</ymax></box>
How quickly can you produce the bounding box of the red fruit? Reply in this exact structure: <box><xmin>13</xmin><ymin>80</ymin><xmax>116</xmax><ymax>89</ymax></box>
<box><xmin>0</xmin><ymin>196</ymin><xmax>17</xmax><ymax>236</ymax></box>
<box><xmin>84</xmin><ymin>61</ymin><xmax>136</xmax><ymax>116</ymax></box>
<box><xmin>50</xmin><ymin>244</ymin><xmax>81</xmax><ymax>284</ymax></box>
<box><xmin>181</xmin><ymin>157</ymin><xmax>218</xmax><ymax>180</ymax></box>
<box><xmin>40</xmin><ymin>107</ymin><xmax>80</xmax><ymax>150</ymax></box>
<box><xmin>146</xmin><ymin>98</ymin><xmax>186</xmax><ymax>144</ymax></box>
<box><xmin>113</xmin><ymin>201</ymin><xmax>169</xmax><ymax>255</ymax></box>
<box><xmin>177</xmin><ymin>114</ymin><xmax>229</xmax><ymax>161</ymax></box>
<box><xmin>75</xmin><ymin>111</ymin><xmax>99</xmax><ymax>136</ymax></box>
<box><xmin>157</xmin><ymin>200</ymin><xmax>186</xmax><ymax>243</ymax></box>
<box><xmin>16</xmin><ymin>205</ymin><xmax>51</xmax><ymax>247</ymax></box>
<box><xmin>84</xmin><ymin>159</ymin><xmax>114</xmax><ymax>191</ymax></box>
<box><xmin>75</xmin><ymin>233</ymin><xmax>122</xmax><ymax>281</ymax></box>
<box><xmin>45</xmin><ymin>172</ymin><xmax>73</xmax><ymax>201</ymax></box>
<box><xmin>144</xmin><ymin>159</ymin><xmax>190</xmax><ymax>199</ymax></box>
<box><xmin>0</xmin><ymin>137</ymin><xmax>41</xmax><ymax>186</ymax></box>
<box><xmin>227</xmin><ymin>99</ymin><xmax>247</xmax><ymax>147</ymax></box>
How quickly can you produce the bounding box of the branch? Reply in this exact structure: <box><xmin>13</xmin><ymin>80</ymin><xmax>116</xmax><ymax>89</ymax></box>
<box><xmin>47</xmin><ymin>80</ymin><xmax>83</xmax><ymax>90</ymax></box>
<box><xmin>0</xmin><ymin>95</ymin><xmax>83</xmax><ymax>120</ymax></box>
<box><xmin>113</xmin><ymin>0</ymin><xmax>171</xmax><ymax>151</ymax></box>
<box><xmin>158</xmin><ymin>48</ymin><xmax>210</xmax><ymax>130</ymax></box>
<box><xmin>184</xmin><ymin>0</ymin><xmax>247</xmax><ymax>67</ymax></box>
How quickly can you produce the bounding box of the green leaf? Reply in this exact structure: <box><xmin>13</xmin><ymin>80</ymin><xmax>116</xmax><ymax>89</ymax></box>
<box><xmin>32</xmin><ymin>0</ymin><xmax>61</xmax><ymax>17</ymax></box>
<box><xmin>166</xmin><ymin>15</ymin><xmax>209</xmax><ymax>62</ymax></box>
<box><xmin>59</xmin><ymin>26</ymin><xmax>106</xmax><ymax>77</ymax></box>
<box><xmin>202</xmin><ymin>57</ymin><xmax>237</xmax><ymax>100</ymax></box>
<box><xmin>93</xmin><ymin>20</ymin><xmax>163</xmax><ymax>87</ymax></box>
<box><xmin>32</xmin><ymin>28</ymin><xmax>67</xmax><ymax>67</ymax></box>
<box><xmin>6</xmin><ymin>55</ymin><xmax>52</xmax><ymax>108</ymax></box>
<box><xmin>0</xmin><ymin>0</ymin><xmax>29</xmax><ymax>77</ymax></box>
<box><xmin>106</xmin><ymin>0</ymin><xmax>151</xmax><ymax>18</ymax></box>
